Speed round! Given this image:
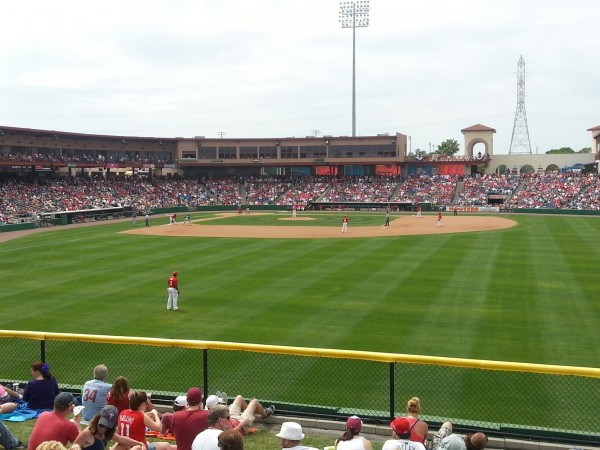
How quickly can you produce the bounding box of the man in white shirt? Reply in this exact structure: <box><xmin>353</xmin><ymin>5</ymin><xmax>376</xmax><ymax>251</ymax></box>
<box><xmin>191</xmin><ymin>405</ymin><xmax>230</xmax><ymax>450</ymax></box>
<box><xmin>276</xmin><ymin>422</ymin><xmax>318</xmax><ymax>450</ymax></box>
<box><xmin>81</xmin><ymin>364</ymin><xmax>112</xmax><ymax>424</ymax></box>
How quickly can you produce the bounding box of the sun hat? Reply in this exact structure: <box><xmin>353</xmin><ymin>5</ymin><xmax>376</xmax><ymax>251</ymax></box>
<box><xmin>276</xmin><ymin>422</ymin><xmax>304</xmax><ymax>440</ymax></box>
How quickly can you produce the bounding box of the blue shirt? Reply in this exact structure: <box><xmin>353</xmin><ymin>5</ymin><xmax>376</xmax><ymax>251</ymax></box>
<box><xmin>82</xmin><ymin>378</ymin><xmax>112</xmax><ymax>422</ymax></box>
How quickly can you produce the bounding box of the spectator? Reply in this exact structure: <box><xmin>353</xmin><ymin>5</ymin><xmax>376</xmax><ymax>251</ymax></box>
<box><xmin>23</xmin><ymin>362</ymin><xmax>60</xmax><ymax>410</ymax></box>
<box><xmin>382</xmin><ymin>417</ymin><xmax>426</xmax><ymax>450</ymax></box>
<box><xmin>431</xmin><ymin>422</ymin><xmax>488</xmax><ymax>450</ymax></box>
<box><xmin>191</xmin><ymin>405</ymin><xmax>231</xmax><ymax>450</ymax></box>
<box><xmin>216</xmin><ymin>429</ymin><xmax>244</xmax><ymax>450</ymax></box>
<box><xmin>161</xmin><ymin>395</ymin><xmax>187</xmax><ymax>435</ymax></box>
<box><xmin>28</xmin><ymin>392</ymin><xmax>82</xmax><ymax>450</ymax></box>
<box><xmin>81</xmin><ymin>364</ymin><xmax>112</xmax><ymax>424</ymax></box>
<box><xmin>205</xmin><ymin>392</ymin><xmax>274</xmax><ymax>435</ymax></box>
<box><xmin>171</xmin><ymin>387</ymin><xmax>209</xmax><ymax>450</ymax></box>
<box><xmin>34</xmin><ymin>442</ymin><xmax>69</xmax><ymax>450</ymax></box>
<box><xmin>403</xmin><ymin>397</ymin><xmax>428</xmax><ymax>444</ymax></box>
<box><xmin>105</xmin><ymin>376</ymin><xmax>130</xmax><ymax>413</ymax></box>
<box><xmin>73</xmin><ymin>405</ymin><xmax>144</xmax><ymax>450</ymax></box>
<box><xmin>0</xmin><ymin>419</ymin><xmax>25</xmax><ymax>449</ymax></box>
<box><xmin>0</xmin><ymin>383</ymin><xmax>21</xmax><ymax>414</ymax></box>
<box><xmin>276</xmin><ymin>421</ymin><xmax>318</xmax><ymax>450</ymax></box>
<box><xmin>334</xmin><ymin>415</ymin><xmax>372</xmax><ymax>450</ymax></box>
<box><xmin>113</xmin><ymin>391</ymin><xmax>175</xmax><ymax>450</ymax></box>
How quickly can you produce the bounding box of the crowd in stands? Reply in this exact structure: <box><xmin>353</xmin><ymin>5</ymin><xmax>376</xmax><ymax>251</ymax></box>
<box><xmin>275</xmin><ymin>177</ymin><xmax>330</xmax><ymax>207</ymax></box>
<box><xmin>320</xmin><ymin>176</ymin><xmax>398</xmax><ymax>203</ymax></box>
<box><xmin>393</xmin><ymin>175</ymin><xmax>458</xmax><ymax>205</ymax></box>
<box><xmin>505</xmin><ymin>173</ymin><xmax>600</xmax><ymax>210</ymax></box>
<box><xmin>1</xmin><ymin>173</ymin><xmax>600</xmax><ymax>224</ymax></box>
<box><xmin>243</xmin><ymin>177</ymin><xmax>289</xmax><ymax>205</ymax></box>
<box><xmin>457</xmin><ymin>174</ymin><xmax>521</xmax><ymax>206</ymax></box>
<box><xmin>0</xmin><ymin>149</ymin><xmax>172</xmax><ymax>164</ymax></box>
<box><xmin>0</xmin><ymin>363</ymin><xmax>490</xmax><ymax>450</ymax></box>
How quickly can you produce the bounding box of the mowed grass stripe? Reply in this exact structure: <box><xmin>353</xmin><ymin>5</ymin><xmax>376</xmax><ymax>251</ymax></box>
<box><xmin>1</xmin><ymin>214</ymin><xmax>599</xmax><ymax>366</ymax></box>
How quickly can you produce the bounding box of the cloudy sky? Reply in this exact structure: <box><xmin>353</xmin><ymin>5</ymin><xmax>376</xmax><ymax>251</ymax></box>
<box><xmin>1</xmin><ymin>0</ymin><xmax>598</xmax><ymax>155</ymax></box>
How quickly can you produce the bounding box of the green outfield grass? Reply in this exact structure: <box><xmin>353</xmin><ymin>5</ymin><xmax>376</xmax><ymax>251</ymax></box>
<box><xmin>2</xmin><ymin>212</ymin><xmax>598</xmax><ymax>366</ymax></box>
<box><xmin>1</xmin><ymin>212</ymin><xmax>600</xmax><ymax>431</ymax></box>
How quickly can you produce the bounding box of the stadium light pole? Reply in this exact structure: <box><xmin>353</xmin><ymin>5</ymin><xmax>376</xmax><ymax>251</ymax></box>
<box><xmin>339</xmin><ymin>1</ymin><xmax>370</xmax><ymax>137</ymax></box>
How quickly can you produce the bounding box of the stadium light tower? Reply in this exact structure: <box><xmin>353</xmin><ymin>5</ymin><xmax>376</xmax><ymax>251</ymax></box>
<box><xmin>339</xmin><ymin>1</ymin><xmax>370</xmax><ymax>137</ymax></box>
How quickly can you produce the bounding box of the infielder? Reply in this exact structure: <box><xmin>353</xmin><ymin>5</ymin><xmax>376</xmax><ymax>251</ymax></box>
<box><xmin>167</xmin><ymin>271</ymin><xmax>179</xmax><ymax>311</ymax></box>
<box><xmin>342</xmin><ymin>215</ymin><xmax>349</xmax><ymax>233</ymax></box>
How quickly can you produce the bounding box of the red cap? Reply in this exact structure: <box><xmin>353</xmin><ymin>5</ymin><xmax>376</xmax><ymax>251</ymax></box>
<box><xmin>390</xmin><ymin>417</ymin><xmax>410</xmax><ymax>435</ymax></box>
<box><xmin>346</xmin><ymin>415</ymin><xmax>362</xmax><ymax>431</ymax></box>
<box><xmin>173</xmin><ymin>271</ymin><xmax>178</xmax><ymax>276</ymax></box>
<box><xmin>186</xmin><ymin>387</ymin><xmax>202</xmax><ymax>405</ymax></box>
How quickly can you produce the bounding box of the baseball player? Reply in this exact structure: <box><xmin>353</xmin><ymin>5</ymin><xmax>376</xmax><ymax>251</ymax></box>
<box><xmin>437</xmin><ymin>212</ymin><xmax>443</xmax><ymax>227</ymax></box>
<box><xmin>183</xmin><ymin>214</ymin><xmax>191</xmax><ymax>225</ymax></box>
<box><xmin>167</xmin><ymin>271</ymin><xmax>179</xmax><ymax>311</ymax></box>
<box><xmin>342</xmin><ymin>215</ymin><xmax>349</xmax><ymax>233</ymax></box>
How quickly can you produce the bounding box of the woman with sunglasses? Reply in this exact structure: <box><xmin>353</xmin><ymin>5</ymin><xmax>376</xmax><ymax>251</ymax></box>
<box><xmin>74</xmin><ymin>405</ymin><xmax>144</xmax><ymax>450</ymax></box>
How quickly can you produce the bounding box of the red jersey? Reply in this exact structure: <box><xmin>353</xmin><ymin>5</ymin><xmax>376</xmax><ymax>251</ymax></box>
<box><xmin>118</xmin><ymin>409</ymin><xmax>147</xmax><ymax>446</ymax></box>
<box><xmin>168</xmin><ymin>276</ymin><xmax>178</xmax><ymax>289</ymax></box>
<box><xmin>106</xmin><ymin>391</ymin><xmax>130</xmax><ymax>413</ymax></box>
<box><xmin>343</xmin><ymin>217</ymin><xmax>348</xmax><ymax>223</ymax></box>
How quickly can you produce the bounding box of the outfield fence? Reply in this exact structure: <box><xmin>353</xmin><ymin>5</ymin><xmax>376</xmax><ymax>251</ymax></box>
<box><xmin>1</xmin><ymin>330</ymin><xmax>599</xmax><ymax>446</ymax></box>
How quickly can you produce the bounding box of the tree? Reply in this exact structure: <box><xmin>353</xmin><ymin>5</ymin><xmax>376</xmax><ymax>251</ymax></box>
<box><xmin>546</xmin><ymin>147</ymin><xmax>574</xmax><ymax>154</ymax></box>
<box><xmin>414</xmin><ymin>149</ymin><xmax>427</xmax><ymax>158</ymax></box>
<box><xmin>435</xmin><ymin>139</ymin><xmax>460</xmax><ymax>156</ymax></box>
<box><xmin>578</xmin><ymin>147</ymin><xmax>592</xmax><ymax>153</ymax></box>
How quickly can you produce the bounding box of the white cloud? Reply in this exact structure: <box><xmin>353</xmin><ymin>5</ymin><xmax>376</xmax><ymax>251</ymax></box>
<box><xmin>0</xmin><ymin>0</ymin><xmax>598</xmax><ymax>153</ymax></box>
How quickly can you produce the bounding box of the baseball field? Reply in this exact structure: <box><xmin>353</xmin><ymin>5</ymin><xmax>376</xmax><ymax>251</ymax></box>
<box><xmin>2</xmin><ymin>211</ymin><xmax>598</xmax><ymax>366</ymax></box>
<box><xmin>1</xmin><ymin>211</ymin><xmax>600</xmax><ymax>433</ymax></box>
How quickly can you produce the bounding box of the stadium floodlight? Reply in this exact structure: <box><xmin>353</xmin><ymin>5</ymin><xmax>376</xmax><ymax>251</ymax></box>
<box><xmin>339</xmin><ymin>1</ymin><xmax>370</xmax><ymax>137</ymax></box>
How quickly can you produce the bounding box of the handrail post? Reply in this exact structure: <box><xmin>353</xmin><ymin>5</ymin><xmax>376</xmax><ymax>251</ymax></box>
<box><xmin>203</xmin><ymin>349</ymin><xmax>209</xmax><ymax>397</ymax></box>
<box><xmin>389</xmin><ymin>362</ymin><xmax>395</xmax><ymax>420</ymax></box>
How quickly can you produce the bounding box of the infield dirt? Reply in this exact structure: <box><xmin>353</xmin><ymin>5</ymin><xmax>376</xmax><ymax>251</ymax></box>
<box><xmin>122</xmin><ymin>213</ymin><xmax>516</xmax><ymax>239</ymax></box>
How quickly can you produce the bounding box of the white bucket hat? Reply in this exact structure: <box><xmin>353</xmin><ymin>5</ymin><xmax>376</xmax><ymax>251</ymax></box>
<box><xmin>276</xmin><ymin>422</ymin><xmax>305</xmax><ymax>440</ymax></box>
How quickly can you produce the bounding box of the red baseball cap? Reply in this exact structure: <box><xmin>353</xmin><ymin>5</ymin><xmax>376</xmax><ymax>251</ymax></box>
<box><xmin>173</xmin><ymin>271</ymin><xmax>178</xmax><ymax>276</ymax></box>
<box><xmin>346</xmin><ymin>415</ymin><xmax>362</xmax><ymax>431</ymax></box>
<box><xmin>390</xmin><ymin>417</ymin><xmax>410</xmax><ymax>435</ymax></box>
<box><xmin>187</xmin><ymin>387</ymin><xmax>202</xmax><ymax>405</ymax></box>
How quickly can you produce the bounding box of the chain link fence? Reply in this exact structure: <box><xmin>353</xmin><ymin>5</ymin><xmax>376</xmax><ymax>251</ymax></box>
<box><xmin>1</xmin><ymin>331</ymin><xmax>598</xmax><ymax>446</ymax></box>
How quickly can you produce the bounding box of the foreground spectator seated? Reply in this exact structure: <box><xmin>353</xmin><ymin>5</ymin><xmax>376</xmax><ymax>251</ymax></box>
<box><xmin>431</xmin><ymin>422</ymin><xmax>488</xmax><ymax>450</ymax></box>
<box><xmin>23</xmin><ymin>361</ymin><xmax>60</xmax><ymax>410</ymax></box>
<box><xmin>334</xmin><ymin>415</ymin><xmax>372</xmax><ymax>450</ymax></box>
<box><xmin>403</xmin><ymin>397</ymin><xmax>428</xmax><ymax>444</ymax></box>
<box><xmin>161</xmin><ymin>395</ymin><xmax>188</xmax><ymax>435</ymax></box>
<box><xmin>205</xmin><ymin>392</ymin><xmax>274</xmax><ymax>435</ymax></box>
<box><xmin>0</xmin><ymin>383</ymin><xmax>22</xmax><ymax>414</ymax></box>
<box><xmin>171</xmin><ymin>387</ymin><xmax>209</xmax><ymax>450</ymax></box>
<box><xmin>82</xmin><ymin>364</ymin><xmax>112</xmax><ymax>424</ymax></box>
<box><xmin>216</xmin><ymin>430</ymin><xmax>243</xmax><ymax>450</ymax></box>
<box><xmin>74</xmin><ymin>405</ymin><xmax>144</xmax><ymax>450</ymax></box>
<box><xmin>28</xmin><ymin>392</ymin><xmax>82</xmax><ymax>450</ymax></box>
<box><xmin>0</xmin><ymin>418</ymin><xmax>25</xmax><ymax>449</ymax></box>
<box><xmin>191</xmin><ymin>405</ymin><xmax>231</xmax><ymax>450</ymax></box>
<box><xmin>276</xmin><ymin>421</ymin><xmax>318</xmax><ymax>450</ymax></box>
<box><xmin>382</xmin><ymin>417</ymin><xmax>426</xmax><ymax>450</ymax></box>
<box><xmin>105</xmin><ymin>376</ymin><xmax>130</xmax><ymax>413</ymax></box>
<box><xmin>114</xmin><ymin>391</ymin><xmax>175</xmax><ymax>450</ymax></box>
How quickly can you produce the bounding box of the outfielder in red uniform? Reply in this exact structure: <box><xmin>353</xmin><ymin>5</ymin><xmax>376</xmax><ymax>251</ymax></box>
<box><xmin>167</xmin><ymin>271</ymin><xmax>179</xmax><ymax>311</ymax></box>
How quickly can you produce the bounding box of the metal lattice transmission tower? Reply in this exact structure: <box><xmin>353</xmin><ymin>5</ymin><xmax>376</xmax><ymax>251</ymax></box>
<box><xmin>509</xmin><ymin>55</ymin><xmax>532</xmax><ymax>154</ymax></box>
<box><xmin>339</xmin><ymin>1</ymin><xmax>370</xmax><ymax>137</ymax></box>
